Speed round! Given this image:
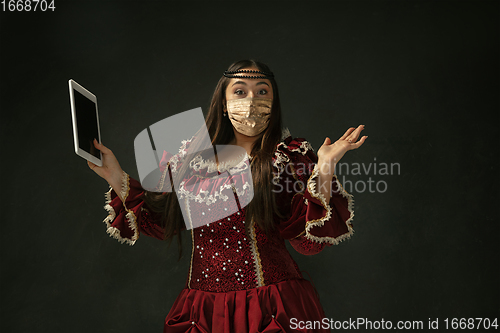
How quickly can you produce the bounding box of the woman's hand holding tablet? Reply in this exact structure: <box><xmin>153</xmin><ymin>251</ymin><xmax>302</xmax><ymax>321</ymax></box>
<box><xmin>87</xmin><ymin>139</ymin><xmax>125</xmax><ymax>202</ymax></box>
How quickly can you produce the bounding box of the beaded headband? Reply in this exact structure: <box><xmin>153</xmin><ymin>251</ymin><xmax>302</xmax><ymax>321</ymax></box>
<box><xmin>223</xmin><ymin>69</ymin><xmax>274</xmax><ymax>80</ymax></box>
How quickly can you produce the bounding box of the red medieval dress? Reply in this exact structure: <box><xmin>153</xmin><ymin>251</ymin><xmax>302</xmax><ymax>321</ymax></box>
<box><xmin>102</xmin><ymin>128</ymin><xmax>354</xmax><ymax>333</ymax></box>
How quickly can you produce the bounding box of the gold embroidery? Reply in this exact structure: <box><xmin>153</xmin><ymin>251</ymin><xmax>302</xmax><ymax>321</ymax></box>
<box><xmin>290</xmin><ymin>163</ymin><xmax>306</xmax><ymax>192</ymax></box>
<box><xmin>292</xmin><ymin>230</ymin><xmax>306</xmax><ymax>239</ymax></box>
<box><xmin>249</xmin><ymin>220</ymin><xmax>265</xmax><ymax>287</ymax></box>
<box><xmin>157</xmin><ymin>162</ymin><xmax>171</xmax><ymax>192</ymax></box>
<box><xmin>188</xmin><ymin>228</ymin><xmax>195</xmax><ymax>289</ymax></box>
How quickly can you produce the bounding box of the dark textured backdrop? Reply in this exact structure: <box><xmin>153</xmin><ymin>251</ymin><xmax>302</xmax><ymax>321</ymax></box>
<box><xmin>1</xmin><ymin>1</ymin><xmax>498</xmax><ymax>332</ymax></box>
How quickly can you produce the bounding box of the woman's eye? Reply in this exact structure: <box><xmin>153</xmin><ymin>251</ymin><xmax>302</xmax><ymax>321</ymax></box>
<box><xmin>235</xmin><ymin>90</ymin><xmax>245</xmax><ymax>95</ymax></box>
<box><xmin>258</xmin><ymin>89</ymin><xmax>268</xmax><ymax>95</ymax></box>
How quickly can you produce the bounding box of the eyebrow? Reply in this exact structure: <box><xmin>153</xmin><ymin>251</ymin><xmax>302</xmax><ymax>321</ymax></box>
<box><xmin>231</xmin><ymin>81</ymin><xmax>270</xmax><ymax>87</ymax></box>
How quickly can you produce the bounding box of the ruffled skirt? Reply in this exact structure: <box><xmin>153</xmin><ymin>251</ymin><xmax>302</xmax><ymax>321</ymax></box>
<box><xmin>164</xmin><ymin>278</ymin><xmax>329</xmax><ymax>333</ymax></box>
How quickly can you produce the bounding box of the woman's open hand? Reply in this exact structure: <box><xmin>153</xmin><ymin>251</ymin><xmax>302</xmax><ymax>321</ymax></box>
<box><xmin>317</xmin><ymin>125</ymin><xmax>367</xmax><ymax>175</ymax></box>
<box><xmin>87</xmin><ymin>139</ymin><xmax>124</xmax><ymax>187</ymax></box>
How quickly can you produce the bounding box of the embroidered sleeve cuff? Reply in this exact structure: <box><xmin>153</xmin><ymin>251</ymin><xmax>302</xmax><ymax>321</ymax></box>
<box><xmin>103</xmin><ymin>170</ymin><xmax>140</xmax><ymax>245</ymax></box>
<box><xmin>303</xmin><ymin>164</ymin><xmax>355</xmax><ymax>245</ymax></box>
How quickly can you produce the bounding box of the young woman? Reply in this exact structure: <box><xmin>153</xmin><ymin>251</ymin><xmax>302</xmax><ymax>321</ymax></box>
<box><xmin>88</xmin><ymin>59</ymin><xmax>367</xmax><ymax>332</ymax></box>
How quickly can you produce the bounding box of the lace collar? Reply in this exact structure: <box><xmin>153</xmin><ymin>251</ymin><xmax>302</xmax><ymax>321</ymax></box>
<box><xmin>184</xmin><ymin>128</ymin><xmax>290</xmax><ymax>173</ymax></box>
<box><xmin>188</xmin><ymin>152</ymin><xmax>251</xmax><ymax>173</ymax></box>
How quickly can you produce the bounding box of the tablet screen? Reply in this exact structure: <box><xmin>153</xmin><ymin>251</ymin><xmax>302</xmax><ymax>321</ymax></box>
<box><xmin>73</xmin><ymin>89</ymin><xmax>100</xmax><ymax>159</ymax></box>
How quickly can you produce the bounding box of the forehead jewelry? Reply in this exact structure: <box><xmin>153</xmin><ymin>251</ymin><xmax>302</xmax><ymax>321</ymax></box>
<box><xmin>223</xmin><ymin>69</ymin><xmax>274</xmax><ymax>80</ymax></box>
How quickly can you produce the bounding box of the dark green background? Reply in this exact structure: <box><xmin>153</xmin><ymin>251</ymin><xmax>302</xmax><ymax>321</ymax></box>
<box><xmin>1</xmin><ymin>1</ymin><xmax>498</xmax><ymax>332</ymax></box>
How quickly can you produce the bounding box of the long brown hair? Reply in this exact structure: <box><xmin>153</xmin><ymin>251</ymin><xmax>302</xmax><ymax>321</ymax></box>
<box><xmin>142</xmin><ymin>60</ymin><xmax>284</xmax><ymax>258</ymax></box>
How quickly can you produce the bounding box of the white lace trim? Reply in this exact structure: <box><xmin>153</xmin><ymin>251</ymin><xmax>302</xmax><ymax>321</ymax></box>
<box><xmin>168</xmin><ymin>136</ymin><xmax>193</xmax><ymax>173</ymax></box>
<box><xmin>272</xmin><ymin>150</ymin><xmax>289</xmax><ymax>184</ymax></box>
<box><xmin>188</xmin><ymin>152</ymin><xmax>250</xmax><ymax>174</ymax></box>
<box><xmin>332</xmin><ymin>173</ymin><xmax>355</xmax><ymax>240</ymax></box>
<box><xmin>177</xmin><ymin>179</ymin><xmax>252</xmax><ymax>206</ymax></box>
<box><xmin>281</xmin><ymin>127</ymin><xmax>291</xmax><ymax>140</ymax></box>
<box><xmin>102</xmin><ymin>171</ymin><xmax>139</xmax><ymax>246</ymax></box>
<box><xmin>304</xmin><ymin>165</ymin><xmax>354</xmax><ymax>245</ymax></box>
<box><xmin>272</xmin><ymin>130</ymin><xmax>314</xmax><ymax>183</ymax></box>
<box><xmin>276</xmin><ymin>139</ymin><xmax>314</xmax><ymax>156</ymax></box>
<box><xmin>183</xmin><ymin>127</ymin><xmax>290</xmax><ymax>176</ymax></box>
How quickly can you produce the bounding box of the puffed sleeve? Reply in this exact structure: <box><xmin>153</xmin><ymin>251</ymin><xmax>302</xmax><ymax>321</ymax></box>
<box><xmin>102</xmin><ymin>138</ymin><xmax>191</xmax><ymax>245</ymax></box>
<box><xmin>273</xmin><ymin>135</ymin><xmax>354</xmax><ymax>255</ymax></box>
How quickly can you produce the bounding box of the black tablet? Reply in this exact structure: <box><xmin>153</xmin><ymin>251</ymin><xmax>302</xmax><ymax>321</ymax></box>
<box><xmin>69</xmin><ymin>79</ymin><xmax>103</xmax><ymax>166</ymax></box>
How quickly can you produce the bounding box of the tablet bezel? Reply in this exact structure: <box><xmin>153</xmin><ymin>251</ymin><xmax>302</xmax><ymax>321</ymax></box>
<box><xmin>69</xmin><ymin>79</ymin><xmax>103</xmax><ymax>167</ymax></box>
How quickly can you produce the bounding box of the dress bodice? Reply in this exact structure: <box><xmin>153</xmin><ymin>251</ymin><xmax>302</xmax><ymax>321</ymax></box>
<box><xmin>103</xmin><ymin>128</ymin><xmax>355</xmax><ymax>294</ymax></box>
<box><xmin>188</xmin><ymin>206</ymin><xmax>302</xmax><ymax>292</ymax></box>
<box><xmin>171</xmin><ymin>141</ymin><xmax>304</xmax><ymax>292</ymax></box>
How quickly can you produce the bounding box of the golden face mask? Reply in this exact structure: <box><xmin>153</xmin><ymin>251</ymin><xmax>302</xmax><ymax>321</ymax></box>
<box><xmin>226</xmin><ymin>97</ymin><xmax>273</xmax><ymax>137</ymax></box>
